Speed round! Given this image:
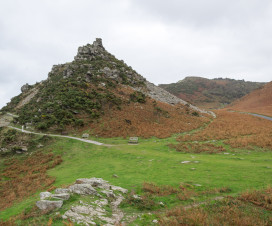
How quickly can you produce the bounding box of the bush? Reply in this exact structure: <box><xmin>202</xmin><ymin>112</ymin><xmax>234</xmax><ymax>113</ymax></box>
<box><xmin>130</xmin><ymin>91</ymin><xmax>146</xmax><ymax>103</ymax></box>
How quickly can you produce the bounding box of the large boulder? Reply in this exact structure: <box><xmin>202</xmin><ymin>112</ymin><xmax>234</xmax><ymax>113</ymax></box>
<box><xmin>36</xmin><ymin>200</ymin><xmax>63</xmax><ymax>211</ymax></box>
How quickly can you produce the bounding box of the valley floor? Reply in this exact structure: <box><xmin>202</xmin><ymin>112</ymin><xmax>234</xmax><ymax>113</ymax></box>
<box><xmin>1</xmin><ymin>110</ymin><xmax>272</xmax><ymax>225</ymax></box>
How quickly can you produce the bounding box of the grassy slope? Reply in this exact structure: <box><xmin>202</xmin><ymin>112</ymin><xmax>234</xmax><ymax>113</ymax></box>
<box><xmin>1</xmin><ymin>134</ymin><xmax>272</xmax><ymax>221</ymax></box>
<box><xmin>228</xmin><ymin>81</ymin><xmax>272</xmax><ymax>117</ymax></box>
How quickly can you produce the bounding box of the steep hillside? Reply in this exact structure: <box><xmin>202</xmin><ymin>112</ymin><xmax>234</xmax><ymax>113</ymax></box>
<box><xmin>159</xmin><ymin>77</ymin><xmax>265</xmax><ymax>109</ymax></box>
<box><xmin>1</xmin><ymin>39</ymin><xmax>213</xmax><ymax>138</ymax></box>
<box><xmin>227</xmin><ymin>81</ymin><xmax>272</xmax><ymax>117</ymax></box>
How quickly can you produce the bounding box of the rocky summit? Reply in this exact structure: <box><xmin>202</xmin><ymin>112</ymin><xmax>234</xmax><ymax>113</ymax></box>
<box><xmin>1</xmin><ymin>38</ymin><xmax>214</xmax><ymax>138</ymax></box>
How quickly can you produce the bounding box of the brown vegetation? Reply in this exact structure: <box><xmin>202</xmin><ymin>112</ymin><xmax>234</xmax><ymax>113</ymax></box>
<box><xmin>142</xmin><ymin>182</ymin><xmax>179</xmax><ymax>196</ymax></box>
<box><xmin>159</xmin><ymin>188</ymin><xmax>272</xmax><ymax>226</ymax></box>
<box><xmin>86</xmin><ymin>86</ymin><xmax>211</xmax><ymax>138</ymax></box>
<box><xmin>228</xmin><ymin>81</ymin><xmax>272</xmax><ymax>117</ymax></box>
<box><xmin>0</xmin><ymin>151</ymin><xmax>62</xmax><ymax>211</ymax></box>
<box><xmin>178</xmin><ymin>110</ymin><xmax>272</xmax><ymax>149</ymax></box>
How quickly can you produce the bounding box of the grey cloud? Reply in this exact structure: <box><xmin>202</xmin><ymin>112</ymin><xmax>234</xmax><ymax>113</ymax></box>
<box><xmin>0</xmin><ymin>0</ymin><xmax>272</xmax><ymax>108</ymax></box>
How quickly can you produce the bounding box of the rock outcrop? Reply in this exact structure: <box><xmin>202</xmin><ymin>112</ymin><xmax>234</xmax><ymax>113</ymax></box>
<box><xmin>21</xmin><ymin>83</ymin><xmax>30</xmax><ymax>92</ymax></box>
<box><xmin>36</xmin><ymin>177</ymin><xmax>128</xmax><ymax>225</ymax></box>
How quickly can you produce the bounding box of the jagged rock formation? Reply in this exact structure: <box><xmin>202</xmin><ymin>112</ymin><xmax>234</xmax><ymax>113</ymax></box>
<box><xmin>36</xmin><ymin>177</ymin><xmax>128</xmax><ymax>225</ymax></box>
<box><xmin>1</xmin><ymin>38</ymin><xmax>214</xmax><ymax>138</ymax></box>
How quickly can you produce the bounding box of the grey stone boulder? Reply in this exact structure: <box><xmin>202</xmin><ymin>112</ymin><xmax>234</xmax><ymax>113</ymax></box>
<box><xmin>51</xmin><ymin>193</ymin><xmax>70</xmax><ymax>200</ymax></box>
<box><xmin>82</xmin><ymin>133</ymin><xmax>89</xmax><ymax>139</ymax></box>
<box><xmin>76</xmin><ymin>178</ymin><xmax>111</xmax><ymax>190</ymax></box>
<box><xmin>36</xmin><ymin>200</ymin><xmax>63</xmax><ymax>211</ymax></box>
<box><xmin>68</xmin><ymin>184</ymin><xmax>97</xmax><ymax>195</ymax></box>
<box><xmin>55</xmin><ymin>188</ymin><xmax>69</xmax><ymax>194</ymax></box>
<box><xmin>40</xmin><ymin>192</ymin><xmax>52</xmax><ymax>200</ymax></box>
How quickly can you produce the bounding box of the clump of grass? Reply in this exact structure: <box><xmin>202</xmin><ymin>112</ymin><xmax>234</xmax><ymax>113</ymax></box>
<box><xmin>142</xmin><ymin>182</ymin><xmax>179</xmax><ymax>196</ymax></box>
<box><xmin>124</xmin><ymin>193</ymin><xmax>159</xmax><ymax>210</ymax></box>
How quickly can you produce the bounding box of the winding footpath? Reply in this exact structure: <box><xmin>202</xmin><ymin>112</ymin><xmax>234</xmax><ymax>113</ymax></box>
<box><xmin>7</xmin><ymin>126</ymin><xmax>105</xmax><ymax>146</ymax></box>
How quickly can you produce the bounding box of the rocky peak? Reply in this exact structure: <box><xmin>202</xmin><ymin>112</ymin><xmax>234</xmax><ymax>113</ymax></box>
<box><xmin>74</xmin><ymin>38</ymin><xmax>106</xmax><ymax>61</ymax></box>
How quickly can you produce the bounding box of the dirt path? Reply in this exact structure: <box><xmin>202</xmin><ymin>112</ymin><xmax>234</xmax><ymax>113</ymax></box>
<box><xmin>7</xmin><ymin>126</ymin><xmax>107</xmax><ymax>146</ymax></box>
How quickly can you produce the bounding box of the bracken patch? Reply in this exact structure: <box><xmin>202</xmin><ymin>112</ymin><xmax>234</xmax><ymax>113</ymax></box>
<box><xmin>0</xmin><ymin>151</ymin><xmax>62</xmax><ymax>211</ymax></box>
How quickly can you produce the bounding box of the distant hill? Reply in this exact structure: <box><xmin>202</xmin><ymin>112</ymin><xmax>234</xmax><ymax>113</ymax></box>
<box><xmin>1</xmin><ymin>39</ymin><xmax>213</xmax><ymax>138</ymax></box>
<box><xmin>159</xmin><ymin>77</ymin><xmax>265</xmax><ymax>109</ymax></box>
<box><xmin>227</xmin><ymin>81</ymin><xmax>272</xmax><ymax>117</ymax></box>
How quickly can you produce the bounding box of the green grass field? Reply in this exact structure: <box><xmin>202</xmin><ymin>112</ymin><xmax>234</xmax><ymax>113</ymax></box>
<box><xmin>1</xmin><ymin>133</ymin><xmax>272</xmax><ymax>224</ymax></box>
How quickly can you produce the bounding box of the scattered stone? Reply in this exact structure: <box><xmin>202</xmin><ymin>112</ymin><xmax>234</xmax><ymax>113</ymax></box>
<box><xmin>194</xmin><ymin>184</ymin><xmax>202</xmax><ymax>187</ymax></box>
<box><xmin>36</xmin><ymin>200</ymin><xmax>63</xmax><ymax>211</ymax></box>
<box><xmin>82</xmin><ymin>133</ymin><xmax>89</xmax><ymax>139</ymax></box>
<box><xmin>181</xmin><ymin>161</ymin><xmax>191</xmax><ymax>164</ymax></box>
<box><xmin>193</xmin><ymin>161</ymin><xmax>200</xmax><ymax>163</ymax></box>
<box><xmin>224</xmin><ymin>152</ymin><xmax>230</xmax><ymax>155</ymax></box>
<box><xmin>129</xmin><ymin>137</ymin><xmax>139</xmax><ymax>144</ymax></box>
<box><xmin>153</xmin><ymin>219</ymin><xmax>159</xmax><ymax>223</ymax></box>
<box><xmin>113</xmin><ymin>174</ymin><xmax>119</xmax><ymax>178</ymax></box>
<box><xmin>132</xmin><ymin>195</ymin><xmax>141</xmax><ymax>200</ymax></box>
<box><xmin>159</xmin><ymin>202</ymin><xmax>164</xmax><ymax>206</ymax></box>
<box><xmin>190</xmin><ymin>168</ymin><xmax>196</xmax><ymax>170</ymax></box>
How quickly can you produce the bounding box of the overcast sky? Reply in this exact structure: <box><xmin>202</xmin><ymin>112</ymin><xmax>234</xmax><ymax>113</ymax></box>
<box><xmin>1</xmin><ymin>0</ymin><xmax>272</xmax><ymax>108</ymax></box>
